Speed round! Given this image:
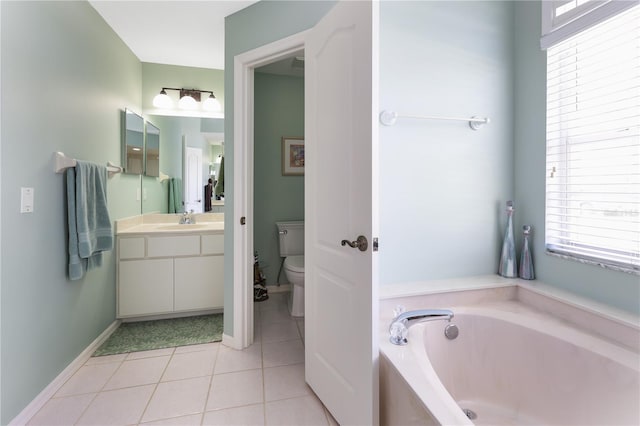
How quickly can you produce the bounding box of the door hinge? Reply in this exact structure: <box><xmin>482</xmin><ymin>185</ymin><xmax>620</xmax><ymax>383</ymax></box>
<box><xmin>240</xmin><ymin>216</ymin><xmax>246</xmax><ymax>225</ymax></box>
<box><xmin>373</xmin><ymin>237</ymin><xmax>379</xmax><ymax>252</ymax></box>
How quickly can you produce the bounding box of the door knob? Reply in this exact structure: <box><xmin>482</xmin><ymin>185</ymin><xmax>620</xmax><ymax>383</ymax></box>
<box><xmin>341</xmin><ymin>235</ymin><xmax>368</xmax><ymax>252</ymax></box>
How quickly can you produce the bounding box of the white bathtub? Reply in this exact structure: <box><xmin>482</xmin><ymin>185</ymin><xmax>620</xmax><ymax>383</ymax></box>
<box><xmin>379</xmin><ymin>279</ymin><xmax>640</xmax><ymax>426</ymax></box>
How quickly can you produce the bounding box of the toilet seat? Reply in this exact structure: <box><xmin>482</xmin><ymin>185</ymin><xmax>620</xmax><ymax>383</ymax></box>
<box><xmin>284</xmin><ymin>255</ymin><xmax>304</xmax><ymax>273</ymax></box>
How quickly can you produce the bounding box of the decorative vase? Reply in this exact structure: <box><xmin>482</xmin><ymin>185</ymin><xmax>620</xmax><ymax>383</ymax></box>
<box><xmin>519</xmin><ymin>225</ymin><xmax>535</xmax><ymax>280</ymax></box>
<box><xmin>498</xmin><ymin>200</ymin><xmax>517</xmax><ymax>278</ymax></box>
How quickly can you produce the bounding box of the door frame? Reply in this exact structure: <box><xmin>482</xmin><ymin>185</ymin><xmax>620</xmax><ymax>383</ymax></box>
<box><xmin>183</xmin><ymin>143</ymin><xmax>203</xmax><ymax>213</ymax></box>
<box><xmin>231</xmin><ymin>30</ymin><xmax>308</xmax><ymax>349</ymax></box>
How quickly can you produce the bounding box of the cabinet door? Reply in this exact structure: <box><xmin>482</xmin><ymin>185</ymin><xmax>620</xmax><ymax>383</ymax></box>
<box><xmin>118</xmin><ymin>259</ymin><xmax>173</xmax><ymax>317</ymax></box>
<box><xmin>174</xmin><ymin>256</ymin><xmax>224</xmax><ymax>311</ymax></box>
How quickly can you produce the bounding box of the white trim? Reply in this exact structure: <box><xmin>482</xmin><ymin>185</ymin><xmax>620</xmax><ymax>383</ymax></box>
<box><xmin>232</xmin><ymin>30</ymin><xmax>308</xmax><ymax>349</ymax></box>
<box><xmin>540</xmin><ymin>0</ymin><xmax>639</xmax><ymax>49</ymax></box>
<box><xmin>221</xmin><ymin>332</ymin><xmax>239</xmax><ymax>349</ymax></box>
<box><xmin>9</xmin><ymin>320</ymin><xmax>120</xmax><ymax>425</ymax></box>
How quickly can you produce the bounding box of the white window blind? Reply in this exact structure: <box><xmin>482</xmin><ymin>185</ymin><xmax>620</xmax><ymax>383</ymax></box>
<box><xmin>540</xmin><ymin>0</ymin><xmax>639</xmax><ymax>50</ymax></box>
<box><xmin>545</xmin><ymin>5</ymin><xmax>640</xmax><ymax>272</ymax></box>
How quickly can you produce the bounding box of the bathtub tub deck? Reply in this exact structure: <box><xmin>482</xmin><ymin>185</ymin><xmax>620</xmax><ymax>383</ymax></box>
<box><xmin>379</xmin><ymin>276</ymin><xmax>640</xmax><ymax>426</ymax></box>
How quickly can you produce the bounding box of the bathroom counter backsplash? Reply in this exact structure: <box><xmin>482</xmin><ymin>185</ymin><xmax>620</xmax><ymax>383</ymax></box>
<box><xmin>115</xmin><ymin>213</ymin><xmax>224</xmax><ymax>235</ymax></box>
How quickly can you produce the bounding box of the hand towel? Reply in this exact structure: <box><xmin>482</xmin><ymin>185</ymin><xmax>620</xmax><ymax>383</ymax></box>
<box><xmin>67</xmin><ymin>167</ymin><xmax>85</xmax><ymax>280</ymax></box>
<box><xmin>214</xmin><ymin>156</ymin><xmax>224</xmax><ymax>197</ymax></box>
<box><xmin>169</xmin><ymin>177</ymin><xmax>183</xmax><ymax>213</ymax></box>
<box><xmin>67</xmin><ymin>161</ymin><xmax>113</xmax><ymax>280</ymax></box>
<box><xmin>204</xmin><ymin>184</ymin><xmax>213</xmax><ymax>212</ymax></box>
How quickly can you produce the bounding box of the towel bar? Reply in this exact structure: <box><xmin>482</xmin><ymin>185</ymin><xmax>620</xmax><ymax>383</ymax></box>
<box><xmin>379</xmin><ymin>110</ymin><xmax>490</xmax><ymax>130</ymax></box>
<box><xmin>53</xmin><ymin>151</ymin><xmax>123</xmax><ymax>176</ymax></box>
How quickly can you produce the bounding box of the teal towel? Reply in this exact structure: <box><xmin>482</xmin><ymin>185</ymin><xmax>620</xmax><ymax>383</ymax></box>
<box><xmin>214</xmin><ymin>156</ymin><xmax>224</xmax><ymax>197</ymax></box>
<box><xmin>67</xmin><ymin>161</ymin><xmax>113</xmax><ymax>280</ymax></box>
<box><xmin>169</xmin><ymin>177</ymin><xmax>183</xmax><ymax>213</ymax></box>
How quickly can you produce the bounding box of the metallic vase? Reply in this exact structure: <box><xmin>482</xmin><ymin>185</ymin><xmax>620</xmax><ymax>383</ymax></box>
<box><xmin>519</xmin><ymin>225</ymin><xmax>535</xmax><ymax>280</ymax></box>
<box><xmin>498</xmin><ymin>201</ymin><xmax>517</xmax><ymax>278</ymax></box>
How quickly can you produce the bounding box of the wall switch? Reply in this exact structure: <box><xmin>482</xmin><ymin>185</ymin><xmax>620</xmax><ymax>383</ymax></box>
<box><xmin>21</xmin><ymin>187</ymin><xmax>34</xmax><ymax>213</ymax></box>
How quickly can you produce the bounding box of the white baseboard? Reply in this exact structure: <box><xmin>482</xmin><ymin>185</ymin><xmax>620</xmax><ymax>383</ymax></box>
<box><xmin>221</xmin><ymin>332</ymin><xmax>241</xmax><ymax>350</ymax></box>
<box><xmin>9</xmin><ymin>320</ymin><xmax>121</xmax><ymax>426</ymax></box>
<box><xmin>268</xmin><ymin>284</ymin><xmax>291</xmax><ymax>294</ymax></box>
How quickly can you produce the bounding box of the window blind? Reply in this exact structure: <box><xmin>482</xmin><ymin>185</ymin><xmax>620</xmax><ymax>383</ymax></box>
<box><xmin>540</xmin><ymin>0</ymin><xmax>639</xmax><ymax>49</ymax></box>
<box><xmin>545</xmin><ymin>5</ymin><xmax>640</xmax><ymax>272</ymax></box>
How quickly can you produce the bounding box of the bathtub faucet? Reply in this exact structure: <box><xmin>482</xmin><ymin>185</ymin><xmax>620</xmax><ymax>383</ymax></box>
<box><xmin>389</xmin><ymin>309</ymin><xmax>454</xmax><ymax>345</ymax></box>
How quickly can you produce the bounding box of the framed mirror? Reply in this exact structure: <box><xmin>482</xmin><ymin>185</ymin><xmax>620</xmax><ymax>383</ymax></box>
<box><xmin>123</xmin><ymin>109</ymin><xmax>144</xmax><ymax>175</ymax></box>
<box><xmin>145</xmin><ymin>121</ymin><xmax>160</xmax><ymax>177</ymax></box>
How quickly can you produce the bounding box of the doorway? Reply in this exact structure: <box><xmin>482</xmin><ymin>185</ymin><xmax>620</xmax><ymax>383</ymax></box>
<box><xmin>253</xmin><ymin>55</ymin><xmax>305</xmax><ymax>315</ymax></box>
<box><xmin>184</xmin><ymin>144</ymin><xmax>203</xmax><ymax>213</ymax></box>
<box><xmin>231</xmin><ymin>31</ymin><xmax>308</xmax><ymax>350</ymax></box>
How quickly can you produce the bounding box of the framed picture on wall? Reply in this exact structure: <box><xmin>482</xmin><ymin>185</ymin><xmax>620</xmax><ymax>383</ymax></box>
<box><xmin>282</xmin><ymin>137</ymin><xmax>305</xmax><ymax>176</ymax></box>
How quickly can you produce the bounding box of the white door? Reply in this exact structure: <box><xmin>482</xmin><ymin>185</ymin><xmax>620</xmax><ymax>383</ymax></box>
<box><xmin>305</xmin><ymin>1</ymin><xmax>379</xmax><ymax>425</ymax></box>
<box><xmin>184</xmin><ymin>144</ymin><xmax>203</xmax><ymax>213</ymax></box>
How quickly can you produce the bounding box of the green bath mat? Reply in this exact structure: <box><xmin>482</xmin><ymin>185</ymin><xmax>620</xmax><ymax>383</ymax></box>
<box><xmin>93</xmin><ymin>314</ymin><xmax>223</xmax><ymax>357</ymax></box>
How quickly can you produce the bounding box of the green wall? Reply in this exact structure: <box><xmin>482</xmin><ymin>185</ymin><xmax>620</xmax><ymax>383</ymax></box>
<box><xmin>379</xmin><ymin>1</ymin><xmax>515</xmax><ymax>284</ymax></box>
<box><xmin>0</xmin><ymin>1</ymin><xmax>141</xmax><ymax>423</ymax></box>
<box><xmin>254</xmin><ymin>72</ymin><xmax>305</xmax><ymax>286</ymax></box>
<box><xmin>142</xmin><ymin>62</ymin><xmax>224</xmax><ymax>116</ymax></box>
<box><xmin>224</xmin><ymin>1</ymin><xmax>336</xmax><ymax>336</ymax></box>
<box><xmin>513</xmin><ymin>1</ymin><xmax>639</xmax><ymax>314</ymax></box>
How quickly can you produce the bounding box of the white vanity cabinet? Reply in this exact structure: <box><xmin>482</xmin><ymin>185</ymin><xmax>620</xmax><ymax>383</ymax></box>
<box><xmin>116</xmin><ymin>231</ymin><xmax>224</xmax><ymax>319</ymax></box>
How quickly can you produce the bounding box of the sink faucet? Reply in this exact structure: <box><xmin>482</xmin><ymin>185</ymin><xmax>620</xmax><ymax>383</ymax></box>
<box><xmin>179</xmin><ymin>210</ymin><xmax>196</xmax><ymax>224</ymax></box>
<box><xmin>389</xmin><ymin>308</ymin><xmax>454</xmax><ymax>345</ymax></box>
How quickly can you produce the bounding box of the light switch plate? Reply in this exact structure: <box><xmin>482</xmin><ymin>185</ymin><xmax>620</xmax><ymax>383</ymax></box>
<box><xmin>21</xmin><ymin>187</ymin><xmax>34</xmax><ymax>213</ymax></box>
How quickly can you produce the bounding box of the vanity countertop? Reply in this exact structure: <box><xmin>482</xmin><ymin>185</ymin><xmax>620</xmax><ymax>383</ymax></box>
<box><xmin>116</xmin><ymin>213</ymin><xmax>224</xmax><ymax>235</ymax></box>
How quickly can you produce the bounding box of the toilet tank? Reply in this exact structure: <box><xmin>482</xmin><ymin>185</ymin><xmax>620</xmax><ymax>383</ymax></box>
<box><xmin>276</xmin><ymin>221</ymin><xmax>304</xmax><ymax>257</ymax></box>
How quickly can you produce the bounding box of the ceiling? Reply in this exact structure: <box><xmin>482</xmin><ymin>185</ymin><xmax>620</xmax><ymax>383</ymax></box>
<box><xmin>89</xmin><ymin>1</ymin><xmax>258</xmax><ymax>70</ymax></box>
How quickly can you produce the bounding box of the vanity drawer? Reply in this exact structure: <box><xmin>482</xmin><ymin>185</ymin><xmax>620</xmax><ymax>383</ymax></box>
<box><xmin>118</xmin><ymin>237</ymin><xmax>145</xmax><ymax>259</ymax></box>
<box><xmin>147</xmin><ymin>235</ymin><xmax>200</xmax><ymax>257</ymax></box>
<box><xmin>202</xmin><ymin>234</ymin><xmax>224</xmax><ymax>255</ymax></box>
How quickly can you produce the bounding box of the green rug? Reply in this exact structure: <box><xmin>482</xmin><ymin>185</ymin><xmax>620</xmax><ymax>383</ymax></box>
<box><xmin>93</xmin><ymin>314</ymin><xmax>223</xmax><ymax>357</ymax></box>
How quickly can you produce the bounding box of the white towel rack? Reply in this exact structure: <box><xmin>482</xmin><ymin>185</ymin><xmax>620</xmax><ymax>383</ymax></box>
<box><xmin>53</xmin><ymin>151</ymin><xmax>123</xmax><ymax>176</ymax></box>
<box><xmin>379</xmin><ymin>110</ymin><xmax>490</xmax><ymax>130</ymax></box>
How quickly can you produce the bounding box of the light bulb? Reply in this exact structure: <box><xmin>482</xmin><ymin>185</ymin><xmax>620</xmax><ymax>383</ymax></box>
<box><xmin>178</xmin><ymin>95</ymin><xmax>197</xmax><ymax>110</ymax></box>
<box><xmin>152</xmin><ymin>89</ymin><xmax>173</xmax><ymax>108</ymax></box>
<box><xmin>202</xmin><ymin>94</ymin><xmax>221</xmax><ymax>112</ymax></box>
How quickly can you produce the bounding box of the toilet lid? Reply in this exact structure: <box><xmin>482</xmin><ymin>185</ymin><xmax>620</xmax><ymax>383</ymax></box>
<box><xmin>285</xmin><ymin>255</ymin><xmax>304</xmax><ymax>273</ymax></box>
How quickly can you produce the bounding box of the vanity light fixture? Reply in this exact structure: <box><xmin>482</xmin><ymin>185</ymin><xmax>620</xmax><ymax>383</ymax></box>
<box><xmin>152</xmin><ymin>87</ymin><xmax>222</xmax><ymax>112</ymax></box>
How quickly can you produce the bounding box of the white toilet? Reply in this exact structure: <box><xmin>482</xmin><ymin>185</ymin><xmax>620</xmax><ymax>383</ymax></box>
<box><xmin>276</xmin><ymin>221</ymin><xmax>304</xmax><ymax>317</ymax></box>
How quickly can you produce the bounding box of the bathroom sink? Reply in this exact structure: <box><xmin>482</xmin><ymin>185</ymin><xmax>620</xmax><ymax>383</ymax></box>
<box><xmin>160</xmin><ymin>224</ymin><xmax>210</xmax><ymax>230</ymax></box>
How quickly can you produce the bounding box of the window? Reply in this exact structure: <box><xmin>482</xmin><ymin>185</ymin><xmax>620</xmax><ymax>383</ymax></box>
<box><xmin>544</xmin><ymin>4</ymin><xmax>640</xmax><ymax>272</ymax></box>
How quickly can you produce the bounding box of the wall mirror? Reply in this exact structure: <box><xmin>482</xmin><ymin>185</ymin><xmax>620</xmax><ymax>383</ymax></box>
<box><xmin>123</xmin><ymin>109</ymin><xmax>144</xmax><ymax>175</ymax></box>
<box><xmin>141</xmin><ymin>115</ymin><xmax>224</xmax><ymax>214</ymax></box>
<box><xmin>145</xmin><ymin>121</ymin><xmax>160</xmax><ymax>177</ymax></box>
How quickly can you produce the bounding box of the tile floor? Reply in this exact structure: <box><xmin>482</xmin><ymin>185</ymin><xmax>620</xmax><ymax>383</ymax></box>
<box><xmin>27</xmin><ymin>292</ymin><xmax>338</xmax><ymax>426</ymax></box>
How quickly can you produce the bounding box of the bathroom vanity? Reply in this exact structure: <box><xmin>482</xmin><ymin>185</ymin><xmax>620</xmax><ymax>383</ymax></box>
<box><xmin>209</xmin><ymin>200</ymin><xmax>224</xmax><ymax>213</ymax></box>
<box><xmin>115</xmin><ymin>214</ymin><xmax>224</xmax><ymax>319</ymax></box>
